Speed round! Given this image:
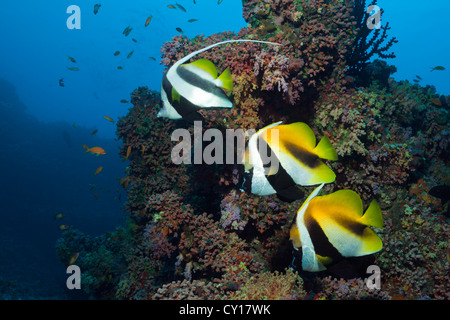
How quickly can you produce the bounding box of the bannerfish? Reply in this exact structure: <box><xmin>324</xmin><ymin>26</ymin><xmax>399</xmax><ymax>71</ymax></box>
<box><xmin>158</xmin><ymin>39</ymin><xmax>282</xmax><ymax>121</ymax></box>
<box><xmin>290</xmin><ymin>183</ymin><xmax>383</xmax><ymax>272</ymax></box>
<box><xmin>242</xmin><ymin>121</ymin><xmax>338</xmax><ymax>202</ymax></box>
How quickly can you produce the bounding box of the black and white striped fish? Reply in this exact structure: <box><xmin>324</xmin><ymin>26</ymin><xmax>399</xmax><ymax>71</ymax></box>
<box><xmin>290</xmin><ymin>183</ymin><xmax>383</xmax><ymax>272</ymax></box>
<box><xmin>242</xmin><ymin>121</ymin><xmax>338</xmax><ymax>202</ymax></box>
<box><xmin>158</xmin><ymin>39</ymin><xmax>282</xmax><ymax>121</ymax></box>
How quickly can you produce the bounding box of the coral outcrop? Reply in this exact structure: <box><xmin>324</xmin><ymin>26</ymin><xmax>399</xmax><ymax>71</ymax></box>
<box><xmin>57</xmin><ymin>0</ymin><xmax>449</xmax><ymax>300</ymax></box>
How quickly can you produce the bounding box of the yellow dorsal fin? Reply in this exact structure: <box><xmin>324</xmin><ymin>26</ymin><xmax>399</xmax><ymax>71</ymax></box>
<box><xmin>275</xmin><ymin>122</ymin><xmax>316</xmax><ymax>151</ymax></box>
<box><xmin>187</xmin><ymin>59</ymin><xmax>218</xmax><ymax>78</ymax></box>
<box><xmin>359</xmin><ymin>200</ymin><xmax>383</xmax><ymax>228</ymax></box>
<box><xmin>314</xmin><ymin>135</ymin><xmax>338</xmax><ymax>161</ymax></box>
<box><xmin>289</xmin><ymin>223</ymin><xmax>302</xmax><ymax>249</ymax></box>
<box><xmin>326</xmin><ymin>189</ymin><xmax>363</xmax><ymax>214</ymax></box>
<box><xmin>217</xmin><ymin>67</ymin><xmax>233</xmax><ymax>91</ymax></box>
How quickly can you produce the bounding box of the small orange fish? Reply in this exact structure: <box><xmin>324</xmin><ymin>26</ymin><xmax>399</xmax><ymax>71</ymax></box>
<box><xmin>113</xmin><ymin>51</ymin><xmax>120</xmax><ymax>56</ymax></box>
<box><xmin>94</xmin><ymin>193</ymin><xmax>100</xmax><ymax>200</ymax></box>
<box><xmin>122</xmin><ymin>177</ymin><xmax>130</xmax><ymax>189</ymax></box>
<box><xmin>145</xmin><ymin>16</ymin><xmax>152</xmax><ymax>27</ymax></box>
<box><xmin>68</xmin><ymin>252</ymin><xmax>79</xmax><ymax>265</ymax></box>
<box><xmin>430</xmin><ymin>98</ymin><xmax>442</xmax><ymax>106</ymax></box>
<box><xmin>167</xmin><ymin>5</ymin><xmax>176</xmax><ymax>9</ymax></box>
<box><xmin>141</xmin><ymin>145</ymin><xmax>146</xmax><ymax>154</ymax></box>
<box><xmin>104</xmin><ymin>116</ymin><xmax>115</xmax><ymax>123</ymax></box>
<box><xmin>94</xmin><ymin>166</ymin><xmax>103</xmax><ymax>175</ymax></box>
<box><xmin>117</xmin><ymin>66</ymin><xmax>123</xmax><ymax>70</ymax></box>
<box><xmin>84</xmin><ymin>145</ymin><xmax>106</xmax><ymax>155</ymax></box>
<box><xmin>68</xmin><ymin>56</ymin><xmax>76</xmax><ymax>63</ymax></box>
<box><xmin>126</xmin><ymin>146</ymin><xmax>131</xmax><ymax>159</ymax></box>
<box><xmin>91</xmin><ymin>129</ymin><xmax>98</xmax><ymax>135</ymax></box>
<box><xmin>59</xmin><ymin>224</ymin><xmax>70</xmax><ymax>231</ymax></box>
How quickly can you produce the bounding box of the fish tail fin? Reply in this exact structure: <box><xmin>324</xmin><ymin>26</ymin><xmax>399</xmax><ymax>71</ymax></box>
<box><xmin>314</xmin><ymin>135</ymin><xmax>338</xmax><ymax>161</ymax></box>
<box><xmin>216</xmin><ymin>67</ymin><xmax>233</xmax><ymax>91</ymax></box>
<box><xmin>359</xmin><ymin>200</ymin><xmax>383</xmax><ymax>228</ymax></box>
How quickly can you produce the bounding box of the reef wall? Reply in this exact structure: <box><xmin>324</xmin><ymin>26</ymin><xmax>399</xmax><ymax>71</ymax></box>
<box><xmin>57</xmin><ymin>0</ymin><xmax>449</xmax><ymax>300</ymax></box>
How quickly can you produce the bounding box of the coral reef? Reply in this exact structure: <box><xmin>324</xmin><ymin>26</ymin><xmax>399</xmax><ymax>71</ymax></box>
<box><xmin>56</xmin><ymin>0</ymin><xmax>449</xmax><ymax>300</ymax></box>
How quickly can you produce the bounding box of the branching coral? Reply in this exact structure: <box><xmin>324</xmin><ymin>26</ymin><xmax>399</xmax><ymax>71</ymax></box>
<box><xmin>347</xmin><ymin>0</ymin><xmax>398</xmax><ymax>77</ymax></box>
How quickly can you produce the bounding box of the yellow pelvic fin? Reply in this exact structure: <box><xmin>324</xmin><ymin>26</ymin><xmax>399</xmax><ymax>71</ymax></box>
<box><xmin>315</xmin><ymin>254</ymin><xmax>333</xmax><ymax>266</ymax></box>
<box><xmin>187</xmin><ymin>59</ymin><xmax>218</xmax><ymax>79</ymax></box>
<box><xmin>359</xmin><ymin>200</ymin><xmax>383</xmax><ymax>228</ymax></box>
<box><xmin>289</xmin><ymin>223</ymin><xmax>302</xmax><ymax>249</ymax></box>
<box><xmin>243</xmin><ymin>147</ymin><xmax>253</xmax><ymax>171</ymax></box>
<box><xmin>316</xmin><ymin>189</ymin><xmax>363</xmax><ymax>219</ymax></box>
<box><xmin>172</xmin><ymin>87</ymin><xmax>181</xmax><ymax>102</ymax></box>
<box><xmin>217</xmin><ymin>67</ymin><xmax>233</xmax><ymax>91</ymax></box>
<box><xmin>314</xmin><ymin>135</ymin><xmax>338</xmax><ymax>161</ymax></box>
